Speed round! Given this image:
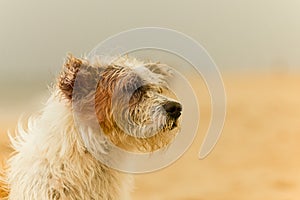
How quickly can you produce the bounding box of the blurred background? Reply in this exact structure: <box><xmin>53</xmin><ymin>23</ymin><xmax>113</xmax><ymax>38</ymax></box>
<box><xmin>1</xmin><ymin>0</ymin><xmax>300</xmax><ymax>199</ymax></box>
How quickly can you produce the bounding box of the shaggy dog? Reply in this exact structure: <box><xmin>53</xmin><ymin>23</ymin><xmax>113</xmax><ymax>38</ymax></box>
<box><xmin>1</xmin><ymin>55</ymin><xmax>182</xmax><ymax>200</ymax></box>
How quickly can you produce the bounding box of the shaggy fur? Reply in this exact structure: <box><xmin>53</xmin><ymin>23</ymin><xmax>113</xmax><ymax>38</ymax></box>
<box><xmin>1</xmin><ymin>55</ymin><xmax>181</xmax><ymax>200</ymax></box>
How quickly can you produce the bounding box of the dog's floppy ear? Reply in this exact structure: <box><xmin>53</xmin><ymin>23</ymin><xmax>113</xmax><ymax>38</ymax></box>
<box><xmin>58</xmin><ymin>54</ymin><xmax>84</xmax><ymax>100</ymax></box>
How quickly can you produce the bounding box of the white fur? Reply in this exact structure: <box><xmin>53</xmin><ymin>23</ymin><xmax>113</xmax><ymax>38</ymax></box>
<box><xmin>7</xmin><ymin>90</ymin><xmax>133</xmax><ymax>200</ymax></box>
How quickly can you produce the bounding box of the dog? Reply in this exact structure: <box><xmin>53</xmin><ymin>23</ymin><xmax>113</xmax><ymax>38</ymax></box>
<box><xmin>2</xmin><ymin>54</ymin><xmax>182</xmax><ymax>199</ymax></box>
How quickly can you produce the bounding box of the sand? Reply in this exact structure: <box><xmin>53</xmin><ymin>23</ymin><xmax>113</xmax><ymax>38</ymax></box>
<box><xmin>1</xmin><ymin>74</ymin><xmax>300</xmax><ymax>199</ymax></box>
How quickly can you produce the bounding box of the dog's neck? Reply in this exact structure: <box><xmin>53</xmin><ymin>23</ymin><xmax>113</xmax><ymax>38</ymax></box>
<box><xmin>7</xmin><ymin>91</ymin><xmax>132</xmax><ymax>199</ymax></box>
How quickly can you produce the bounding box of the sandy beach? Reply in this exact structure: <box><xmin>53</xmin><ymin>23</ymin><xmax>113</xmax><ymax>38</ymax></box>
<box><xmin>1</xmin><ymin>74</ymin><xmax>300</xmax><ymax>200</ymax></box>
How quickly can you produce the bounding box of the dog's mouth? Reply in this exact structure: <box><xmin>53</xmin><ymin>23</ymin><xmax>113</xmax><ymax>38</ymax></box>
<box><xmin>171</xmin><ymin>120</ymin><xmax>178</xmax><ymax>129</ymax></box>
<box><xmin>164</xmin><ymin>118</ymin><xmax>180</xmax><ymax>131</ymax></box>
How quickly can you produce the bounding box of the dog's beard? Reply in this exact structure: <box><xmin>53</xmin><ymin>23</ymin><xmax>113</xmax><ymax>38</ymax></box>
<box><xmin>164</xmin><ymin>117</ymin><xmax>179</xmax><ymax>130</ymax></box>
<box><xmin>113</xmin><ymin>106</ymin><xmax>172</xmax><ymax>138</ymax></box>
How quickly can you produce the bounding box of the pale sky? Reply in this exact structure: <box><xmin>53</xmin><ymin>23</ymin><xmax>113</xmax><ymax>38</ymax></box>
<box><xmin>0</xmin><ymin>0</ymin><xmax>300</xmax><ymax>84</ymax></box>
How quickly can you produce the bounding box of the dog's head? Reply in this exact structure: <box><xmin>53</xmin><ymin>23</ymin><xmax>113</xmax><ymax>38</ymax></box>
<box><xmin>58</xmin><ymin>55</ymin><xmax>182</xmax><ymax>152</ymax></box>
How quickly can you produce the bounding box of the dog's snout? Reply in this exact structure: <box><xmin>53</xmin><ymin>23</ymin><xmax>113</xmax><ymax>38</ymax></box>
<box><xmin>163</xmin><ymin>101</ymin><xmax>182</xmax><ymax>119</ymax></box>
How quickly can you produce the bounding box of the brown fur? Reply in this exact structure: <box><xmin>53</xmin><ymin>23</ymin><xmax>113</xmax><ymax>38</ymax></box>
<box><xmin>58</xmin><ymin>54</ymin><xmax>85</xmax><ymax>100</ymax></box>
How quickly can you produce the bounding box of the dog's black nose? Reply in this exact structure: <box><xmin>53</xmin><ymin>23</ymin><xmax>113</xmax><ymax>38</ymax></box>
<box><xmin>163</xmin><ymin>101</ymin><xmax>182</xmax><ymax>119</ymax></box>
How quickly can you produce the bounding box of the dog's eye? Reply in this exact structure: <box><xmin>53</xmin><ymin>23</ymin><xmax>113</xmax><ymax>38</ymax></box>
<box><xmin>131</xmin><ymin>85</ymin><xmax>147</xmax><ymax>97</ymax></box>
<box><xmin>127</xmin><ymin>85</ymin><xmax>150</xmax><ymax>105</ymax></box>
